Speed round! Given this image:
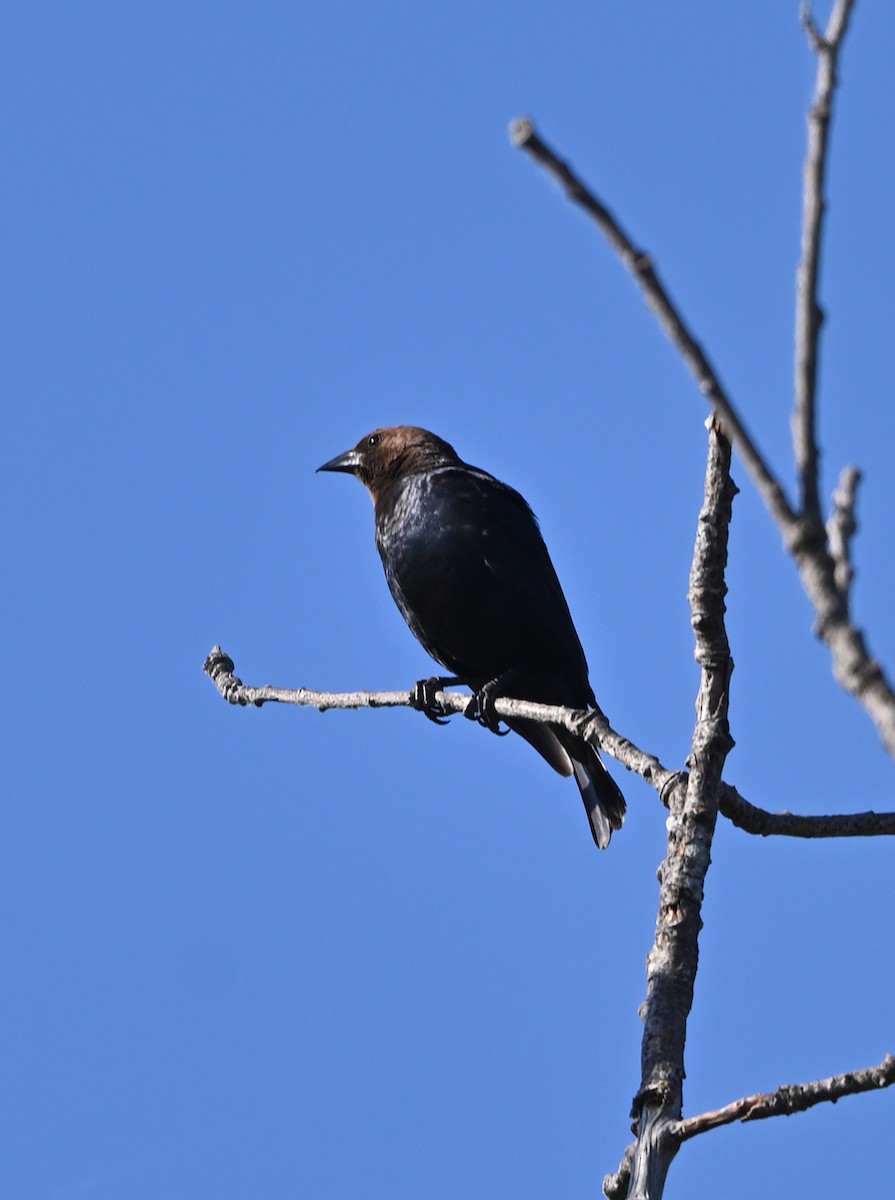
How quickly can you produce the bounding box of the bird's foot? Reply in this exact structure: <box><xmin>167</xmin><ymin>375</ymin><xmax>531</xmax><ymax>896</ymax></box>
<box><xmin>410</xmin><ymin>676</ymin><xmax>459</xmax><ymax>725</ymax></box>
<box><xmin>464</xmin><ymin>680</ymin><xmax>511</xmax><ymax>737</ymax></box>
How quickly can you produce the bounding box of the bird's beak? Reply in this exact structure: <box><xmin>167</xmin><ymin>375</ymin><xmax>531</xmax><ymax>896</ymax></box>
<box><xmin>316</xmin><ymin>448</ymin><xmax>361</xmax><ymax>475</ymax></box>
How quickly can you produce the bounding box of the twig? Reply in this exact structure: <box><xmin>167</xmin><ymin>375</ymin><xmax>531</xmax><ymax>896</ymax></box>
<box><xmin>675</xmin><ymin>1053</ymin><xmax>895</xmax><ymax>1141</ymax></box>
<box><xmin>618</xmin><ymin>421</ymin><xmax>737</xmax><ymax>1200</ymax></box>
<box><xmin>719</xmin><ymin>783</ymin><xmax>895</xmax><ymax>838</ymax></box>
<box><xmin>826</xmin><ymin>464</ymin><xmax>861</xmax><ymax>601</ymax></box>
<box><xmin>203</xmin><ymin>648</ymin><xmax>895</xmax><ymax>839</ymax></box>
<box><xmin>203</xmin><ymin>648</ymin><xmax>415</xmax><ymax>712</ymax></box>
<box><xmin>793</xmin><ymin>0</ymin><xmax>857</xmax><ymax>523</ymax></box>
<box><xmin>508</xmin><ymin>117</ymin><xmax>795</xmax><ymax>535</ymax></box>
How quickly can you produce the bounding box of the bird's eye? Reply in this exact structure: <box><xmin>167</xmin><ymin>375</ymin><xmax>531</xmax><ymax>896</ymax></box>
<box><xmin>367</xmin><ymin>433</ymin><xmax>381</xmax><ymax>447</ymax></box>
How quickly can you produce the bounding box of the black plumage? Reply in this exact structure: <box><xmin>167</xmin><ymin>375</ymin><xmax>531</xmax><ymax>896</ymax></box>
<box><xmin>318</xmin><ymin>426</ymin><xmax>625</xmax><ymax>848</ymax></box>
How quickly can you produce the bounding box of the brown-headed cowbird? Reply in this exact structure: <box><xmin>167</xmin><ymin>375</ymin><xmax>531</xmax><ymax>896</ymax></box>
<box><xmin>318</xmin><ymin>426</ymin><xmax>625</xmax><ymax>848</ymax></box>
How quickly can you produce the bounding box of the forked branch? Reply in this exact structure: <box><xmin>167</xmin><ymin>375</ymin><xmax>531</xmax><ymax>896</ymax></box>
<box><xmin>510</xmin><ymin>1</ymin><xmax>895</xmax><ymax>759</ymax></box>
<box><xmin>203</xmin><ymin>648</ymin><xmax>895</xmax><ymax>839</ymax></box>
<box><xmin>603</xmin><ymin>1056</ymin><xmax>895</xmax><ymax>1199</ymax></box>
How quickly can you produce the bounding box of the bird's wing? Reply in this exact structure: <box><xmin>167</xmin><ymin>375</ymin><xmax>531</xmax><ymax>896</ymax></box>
<box><xmin>437</xmin><ymin>467</ymin><xmax>594</xmax><ymax>703</ymax></box>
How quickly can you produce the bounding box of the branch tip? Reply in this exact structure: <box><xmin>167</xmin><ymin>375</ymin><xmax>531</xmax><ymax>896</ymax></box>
<box><xmin>800</xmin><ymin>3</ymin><xmax>826</xmax><ymax>51</ymax></box>
<box><xmin>509</xmin><ymin>116</ymin><xmax>535</xmax><ymax>147</ymax></box>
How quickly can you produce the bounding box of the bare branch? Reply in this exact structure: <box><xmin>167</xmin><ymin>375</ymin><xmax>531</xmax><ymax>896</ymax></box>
<box><xmin>510</xmin><ymin>10</ymin><xmax>895</xmax><ymax>760</ymax></box>
<box><xmin>203</xmin><ymin>647</ymin><xmax>414</xmax><ymax>713</ymax></box>
<box><xmin>674</xmin><ymin>1053</ymin><xmax>895</xmax><ymax>1142</ymax></box>
<box><xmin>621</xmin><ymin>421</ymin><xmax>737</xmax><ymax>1200</ymax></box>
<box><xmin>204</xmin><ymin>648</ymin><xmax>895</xmax><ymax>839</ymax></box>
<box><xmin>508</xmin><ymin>117</ymin><xmax>795</xmax><ymax>536</ymax></box>
<box><xmin>202</xmin><ymin>646</ymin><xmax>678</xmax><ymax>787</ymax></box>
<box><xmin>799</xmin><ymin>2</ymin><xmax>825</xmax><ymax>52</ymax></box>
<box><xmin>719</xmin><ymin>783</ymin><xmax>895</xmax><ymax>838</ymax></box>
<box><xmin>794</xmin><ymin>551</ymin><xmax>895</xmax><ymax>756</ymax></box>
<box><xmin>793</xmin><ymin>0</ymin><xmax>857</xmax><ymax>522</ymax></box>
<box><xmin>826</xmin><ymin>464</ymin><xmax>861</xmax><ymax>601</ymax></box>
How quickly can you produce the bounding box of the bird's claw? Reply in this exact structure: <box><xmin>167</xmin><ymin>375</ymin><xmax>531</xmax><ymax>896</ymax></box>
<box><xmin>464</xmin><ymin>687</ymin><xmax>510</xmax><ymax>736</ymax></box>
<box><xmin>410</xmin><ymin>678</ymin><xmax>451</xmax><ymax>725</ymax></box>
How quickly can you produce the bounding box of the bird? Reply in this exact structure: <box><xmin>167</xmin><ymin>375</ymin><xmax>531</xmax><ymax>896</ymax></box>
<box><xmin>317</xmin><ymin>426</ymin><xmax>625</xmax><ymax>848</ymax></box>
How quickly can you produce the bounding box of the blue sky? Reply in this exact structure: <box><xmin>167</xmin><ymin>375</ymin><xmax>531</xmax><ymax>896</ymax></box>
<box><xmin>5</xmin><ymin>2</ymin><xmax>894</xmax><ymax>1197</ymax></box>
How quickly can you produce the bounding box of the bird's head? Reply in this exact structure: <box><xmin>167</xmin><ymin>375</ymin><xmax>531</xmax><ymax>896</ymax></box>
<box><xmin>317</xmin><ymin>426</ymin><xmax>461</xmax><ymax>499</ymax></box>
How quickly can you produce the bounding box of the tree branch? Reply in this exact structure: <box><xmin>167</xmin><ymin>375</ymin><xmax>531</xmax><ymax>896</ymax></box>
<box><xmin>674</xmin><ymin>1053</ymin><xmax>895</xmax><ymax>1142</ymax></box>
<box><xmin>508</xmin><ymin>117</ymin><xmax>795</xmax><ymax>536</ymax></box>
<box><xmin>202</xmin><ymin>645</ymin><xmax>679</xmax><ymax>788</ymax></box>
<box><xmin>718</xmin><ymin>783</ymin><xmax>895</xmax><ymax>838</ymax></box>
<box><xmin>793</xmin><ymin>0</ymin><xmax>856</xmax><ymax>522</ymax></box>
<box><xmin>203</xmin><ymin>648</ymin><xmax>895</xmax><ymax>839</ymax></box>
<box><xmin>509</xmin><ymin>5</ymin><xmax>895</xmax><ymax>760</ymax></box>
<box><xmin>612</xmin><ymin>421</ymin><xmax>737</xmax><ymax>1200</ymax></box>
<box><xmin>826</xmin><ymin>464</ymin><xmax>861</xmax><ymax>603</ymax></box>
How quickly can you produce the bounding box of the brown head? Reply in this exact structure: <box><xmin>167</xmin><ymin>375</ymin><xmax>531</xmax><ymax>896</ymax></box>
<box><xmin>317</xmin><ymin>426</ymin><xmax>462</xmax><ymax>500</ymax></box>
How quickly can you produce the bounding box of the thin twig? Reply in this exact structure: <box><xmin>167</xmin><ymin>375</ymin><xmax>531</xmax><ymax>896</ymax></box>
<box><xmin>675</xmin><ymin>1053</ymin><xmax>895</xmax><ymax>1141</ymax></box>
<box><xmin>826</xmin><ymin>464</ymin><xmax>861</xmax><ymax>601</ymax></box>
<box><xmin>203</xmin><ymin>647</ymin><xmax>895</xmax><ymax>839</ymax></box>
<box><xmin>793</xmin><ymin>0</ymin><xmax>857</xmax><ymax>523</ymax></box>
<box><xmin>509</xmin><ymin>117</ymin><xmax>795</xmax><ymax>534</ymax></box>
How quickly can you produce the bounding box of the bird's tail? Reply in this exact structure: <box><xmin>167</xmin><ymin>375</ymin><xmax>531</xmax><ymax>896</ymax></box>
<box><xmin>565</xmin><ymin>737</ymin><xmax>626</xmax><ymax>850</ymax></box>
<box><xmin>507</xmin><ymin>719</ymin><xmax>626</xmax><ymax>850</ymax></box>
